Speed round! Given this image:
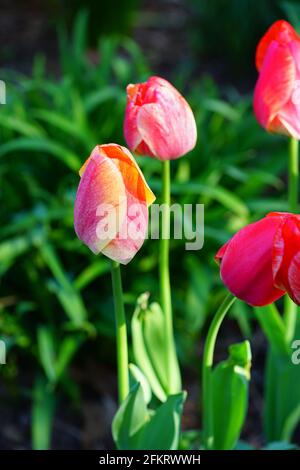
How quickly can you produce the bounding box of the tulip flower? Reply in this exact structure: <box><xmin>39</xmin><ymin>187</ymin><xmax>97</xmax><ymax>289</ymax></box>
<box><xmin>254</xmin><ymin>20</ymin><xmax>300</xmax><ymax>138</ymax></box>
<box><xmin>215</xmin><ymin>212</ymin><xmax>300</xmax><ymax>307</ymax></box>
<box><xmin>124</xmin><ymin>76</ymin><xmax>197</xmax><ymax>160</ymax></box>
<box><xmin>74</xmin><ymin>144</ymin><xmax>155</xmax><ymax>265</ymax></box>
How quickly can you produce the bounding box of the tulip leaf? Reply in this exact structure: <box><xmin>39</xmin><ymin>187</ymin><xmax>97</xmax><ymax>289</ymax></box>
<box><xmin>112</xmin><ymin>384</ymin><xmax>149</xmax><ymax>450</ymax></box>
<box><xmin>264</xmin><ymin>347</ymin><xmax>300</xmax><ymax>442</ymax></box>
<box><xmin>131</xmin><ymin>293</ymin><xmax>181</xmax><ymax>402</ymax></box>
<box><xmin>138</xmin><ymin>392</ymin><xmax>186</xmax><ymax>450</ymax></box>
<box><xmin>37</xmin><ymin>326</ymin><xmax>57</xmax><ymax>383</ymax></box>
<box><xmin>254</xmin><ymin>304</ymin><xmax>289</xmax><ymax>355</ymax></box>
<box><xmin>211</xmin><ymin>341</ymin><xmax>251</xmax><ymax>450</ymax></box>
<box><xmin>31</xmin><ymin>375</ymin><xmax>56</xmax><ymax>450</ymax></box>
<box><xmin>112</xmin><ymin>384</ymin><xmax>186</xmax><ymax>450</ymax></box>
<box><xmin>129</xmin><ymin>363</ymin><xmax>152</xmax><ymax>405</ymax></box>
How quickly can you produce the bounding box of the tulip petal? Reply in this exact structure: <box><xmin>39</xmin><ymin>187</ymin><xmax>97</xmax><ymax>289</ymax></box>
<box><xmin>287</xmin><ymin>252</ymin><xmax>300</xmax><ymax>305</ymax></box>
<box><xmin>125</xmin><ymin>76</ymin><xmax>197</xmax><ymax>160</ymax></box>
<box><xmin>218</xmin><ymin>216</ymin><xmax>285</xmax><ymax>306</ymax></box>
<box><xmin>273</xmin><ymin>215</ymin><xmax>300</xmax><ymax>304</ymax></box>
<box><xmin>74</xmin><ymin>149</ymin><xmax>127</xmax><ymax>255</ymax></box>
<box><xmin>101</xmin><ymin>191</ymin><xmax>148</xmax><ymax>265</ymax></box>
<box><xmin>253</xmin><ymin>41</ymin><xmax>295</xmax><ymax>134</ymax></box>
<box><xmin>255</xmin><ymin>20</ymin><xmax>299</xmax><ymax>70</ymax></box>
<box><xmin>74</xmin><ymin>144</ymin><xmax>155</xmax><ymax>264</ymax></box>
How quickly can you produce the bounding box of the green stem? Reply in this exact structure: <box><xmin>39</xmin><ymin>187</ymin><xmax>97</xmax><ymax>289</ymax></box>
<box><xmin>111</xmin><ymin>261</ymin><xmax>129</xmax><ymax>404</ymax></box>
<box><xmin>288</xmin><ymin>137</ymin><xmax>298</xmax><ymax>213</ymax></box>
<box><xmin>284</xmin><ymin>137</ymin><xmax>299</xmax><ymax>341</ymax></box>
<box><xmin>159</xmin><ymin>160</ymin><xmax>177</xmax><ymax>392</ymax></box>
<box><xmin>202</xmin><ymin>292</ymin><xmax>236</xmax><ymax>450</ymax></box>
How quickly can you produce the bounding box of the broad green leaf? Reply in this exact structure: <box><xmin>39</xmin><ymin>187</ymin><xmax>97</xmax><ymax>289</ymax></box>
<box><xmin>132</xmin><ymin>294</ymin><xmax>181</xmax><ymax>402</ymax></box>
<box><xmin>212</xmin><ymin>341</ymin><xmax>251</xmax><ymax>450</ymax></box>
<box><xmin>264</xmin><ymin>348</ymin><xmax>300</xmax><ymax>442</ymax></box>
<box><xmin>31</xmin><ymin>375</ymin><xmax>56</xmax><ymax>450</ymax></box>
<box><xmin>112</xmin><ymin>385</ymin><xmax>185</xmax><ymax>451</ymax></box>
<box><xmin>112</xmin><ymin>384</ymin><xmax>149</xmax><ymax>450</ymax></box>
<box><xmin>139</xmin><ymin>392</ymin><xmax>186</xmax><ymax>450</ymax></box>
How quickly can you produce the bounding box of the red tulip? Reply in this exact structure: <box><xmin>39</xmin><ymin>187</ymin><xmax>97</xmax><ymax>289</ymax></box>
<box><xmin>254</xmin><ymin>20</ymin><xmax>300</xmax><ymax>138</ymax></box>
<box><xmin>124</xmin><ymin>76</ymin><xmax>197</xmax><ymax>160</ymax></box>
<box><xmin>215</xmin><ymin>212</ymin><xmax>300</xmax><ymax>306</ymax></box>
<box><xmin>74</xmin><ymin>144</ymin><xmax>155</xmax><ymax>265</ymax></box>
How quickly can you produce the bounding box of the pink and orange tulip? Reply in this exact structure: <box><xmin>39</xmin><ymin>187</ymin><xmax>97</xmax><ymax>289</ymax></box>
<box><xmin>74</xmin><ymin>144</ymin><xmax>155</xmax><ymax>265</ymax></box>
<box><xmin>254</xmin><ymin>20</ymin><xmax>300</xmax><ymax>138</ymax></box>
<box><xmin>216</xmin><ymin>212</ymin><xmax>300</xmax><ymax>307</ymax></box>
<box><xmin>124</xmin><ymin>76</ymin><xmax>197</xmax><ymax>160</ymax></box>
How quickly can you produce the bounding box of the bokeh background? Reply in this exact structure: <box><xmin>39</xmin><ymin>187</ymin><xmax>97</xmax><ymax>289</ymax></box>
<box><xmin>1</xmin><ymin>0</ymin><xmax>300</xmax><ymax>449</ymax></box>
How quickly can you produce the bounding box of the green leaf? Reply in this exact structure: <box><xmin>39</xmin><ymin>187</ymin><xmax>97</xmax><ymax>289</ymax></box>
<box><xmin>0</xmin><ymin>114</ymin><xmax>45</xmax><ymax>137</ymax></box>
<box><xmin>112</xmin><ymin>384</ymin><xmax>149</xmax><ymax>450</ymax></box>
<box><xmin>254</xmin><ymin>304</ymin><xmax>288</xmax><ymax>355</ymax></box>
<box><xmin>112</xmin><ymin>384</ymin><xmax>186</xmax><ymax>450</ymax></box>
<box><xmin>264</xmin><ymin>348</ymin><xmax>300</xmax><ymax>442</ymax></box>
<box><xmin>0</xmin><ymin>235</ymin><xmax>32</xmax><ymax>275</ymax></box>
<box><xmin>40</xmin><ymin>244</ymin><xmax>87</xmax><ymax>326</ymax></box>
<box><xmin>31</xmin><ymin>375</ymin><xmax>56</xmax><ymax>450</ymax></box>
<box><xmin>212</xmin><ymin>341</ymin><xmax>251</xmax><ymax>450</ymax></box>
<box><xmin>139</xmin><ymin>392</ymin><xmax>186</xmax><ymax>450</ymax></box>
<box><xmin>0</xmin><ymin>137</ymin><xmax>80</xmax><ymax>171</ymax></box>
<box><xmin>37</xmin><ymin>327</ymin><xmax>57</xmax><ymax>383</ymax></box>
<box><xmin>129</xmin><ymin>363</ymin><xmax>152</xmax><ymax>405</ymax></box>
<box><xmin>131</xmin><ymin>294</ymin><xmax>181</xmax><ymax>402</ymax></box>
<box><xmin>150</xmin><ymin>179</ymin><xmax>248</xmax><ymax>217</ymax></box>
<box><xmin>55</xmin><ymin>336</ymin><xmax>82</xmax><ymax>380</ymax></box>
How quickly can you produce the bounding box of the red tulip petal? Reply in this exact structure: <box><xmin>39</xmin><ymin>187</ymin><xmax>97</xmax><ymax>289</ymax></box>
<box><xmin>273</xmin><ymin>215</ymin><xmax>300</xmax><ymax>304</ymax></box>
<box><xmin>287</xmin><ymin>252</ymin><xmax>300</xmax><ymax>305</ymax></box>
<box><xmin>256</xmin><ymin>20</ymin><xmax>299</xmax><ymax>70</ymax></box>
<box><xmin>254</xmin><ymin>41</ymin><xmax>295</xmax><ymax>134</ymax></box>
<box><xmin>215</xmin><ymin>240</ymin><xmax>230</xmax><ymax>265</ymax></box>
<box><xmin>218</xmin><ymin>216</ymin><xmax>285</xmax><ymax>306</ymax></box>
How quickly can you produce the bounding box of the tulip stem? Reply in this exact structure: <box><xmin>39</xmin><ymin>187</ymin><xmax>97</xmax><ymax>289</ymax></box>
<box><xmin>284</xmin><ymin>137</ymin><xmax>299</xmax><ymax>342</ymax></box>
<box><xmin>111</xmin><ymin>261</ymin><xmax>129</xmax><ymax>404</ymax></box>
<box><xmin>159</xmin><ymin>160</ymin><xmax>179</xmax><ymax>392</ymax></box>
<box><xmin>202</xmin><ymin>292</ymin><xmax>236</xmax><ymax>450</ymax></box>
<box><xmin>288</xmin><ymin>137</ymin><xmax>298</xmax><ymax>213</ymax></box>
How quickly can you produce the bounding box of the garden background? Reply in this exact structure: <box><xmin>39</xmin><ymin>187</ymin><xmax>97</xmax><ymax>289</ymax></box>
<box><xmin>1</xmin><ymin>0</ymin><xmax>300</xmax><ymax>449</ymax></box>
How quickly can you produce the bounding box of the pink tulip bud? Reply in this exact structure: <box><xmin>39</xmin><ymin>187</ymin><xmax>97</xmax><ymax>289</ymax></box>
<box><xmin>74</xmin><ymin>144</ymin><xmax>155</xmax><ymax>265</ymax></box>
<box><xmin>124</xmin><ymin>76</ymin><xmax>197</xmax><ymax>160</ymax></box>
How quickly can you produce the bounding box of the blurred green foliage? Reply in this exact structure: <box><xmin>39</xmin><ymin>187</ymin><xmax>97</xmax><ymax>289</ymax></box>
<box><xmin>0</xmin><ymin>6</ymin><xmax>297</xmax><ymax>447</ymax></box>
